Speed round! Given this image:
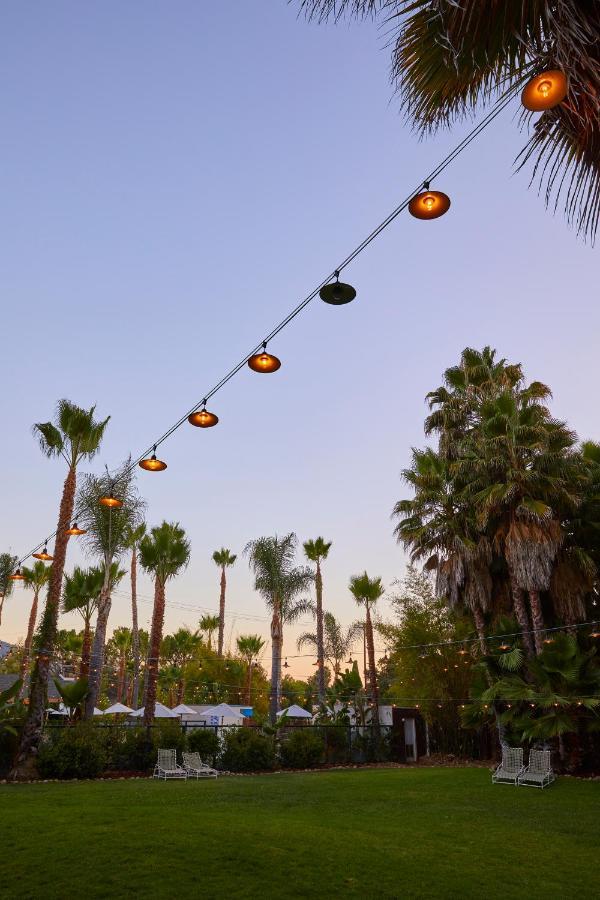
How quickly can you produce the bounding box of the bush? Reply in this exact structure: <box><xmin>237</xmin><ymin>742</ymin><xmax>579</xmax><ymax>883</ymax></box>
<box><xmin>320</xmin><ymin>725</ymin><xmax>350</xmax><ymax>765</ymax></box>
<box><xmin>186</xmin><ymin>728</ymin><xmax>220</xmax><ymax>763</ymax></box>
<box><xmin>0</xmin><ymin>729</ymin><xmax>19</xmax><ymax>777</ymax></box>
<box><xmin>351</xmin><ymin>728</ymin><xmax>391</xmax><ymax>764</ymax></box>
<box><xmin>109</xmin><ymin>724</ymin><xmax>186</xmax><ymax>772</ymax></box>
<box><xmin>220</xmin><ymin>728</ymin><xmax>275</xmax><ymax>772</ymax></box>
<box><xmin>279</xmin><ymin>729</ymin><xmax>324</xmax><ymax>769</ymax></box>
<box><xmin>38</xmin><ymin>724</ymin><xmax>109</xmax><ymax>779</ymax></box>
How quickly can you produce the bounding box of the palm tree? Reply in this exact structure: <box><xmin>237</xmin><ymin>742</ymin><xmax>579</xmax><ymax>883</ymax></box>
<box><xmin>161</xmin><ymin>628</ymin><xmax>201</xmax><ymax>703</ymax></box>
<box><xmin>199</xmin><ymin>614</ymin><xmax>220</xmax><ymax>650</ymax></box>
<box><xmin>0</xmin><ymin>553</ymin><xmax>19</xmax><ymax>627</ymax></box>
<box><xmin>62</xmin><ymin>566</ymin><xmax>102</xmax><ymax>677</ymax></box>
<box><xmin>124</xmin><ymin>522</ymin><xmax>146</xmax><ymax>708</ymax></box>
<box><xmin>139</xmin><ymin>522</ymin><xmax>191</xmax><ymax>724</ymax></box>
<box><xmin>349</xmin><ymin>572</ymin><xmax>384</xmax><ymax>724</ymax></box>
<box><xmin>12</xmin><ymin>400</ymin><xmax>109</xmax><ymax>778</ymax></box>
<box><xmin>298</xmin><ymin>611</ymin><xmax>361</xmax><ymax>680</ymax></box>
<box><xmin>109</xmin><ymin>627</ymin><xmax>132</xmax><ymax>702</ymax></box>
<box><xmin>236</xmin><ymin>634</ymin><xmax>266</xmax><ymax>704</ymax></box>
<box><xmin>298</xmin><ymin>2</ymin><xmax>600</xmax><ymax>240</ymax></box>
<box><xmin>77</xmin><ymin>463</ymin><xmax>145</xmax><ymax>718</ymax></box>
<box><xmin>212</xmin><ymin>548</ymin><xmax>237</xmax><ymax>657</ymax></box>
<box><xmin>19</xmin><ymin>562</ymin><xmax>52</xmax><ymax>697</ymax></box>
<box><xmin>245</xmin><ymin>534</ymin><xmax>314</xmax><ymax>722</ymax></box>
<box><xmin>303</xmin><ymin>537</ymin><xmax>332</xmax><ymax>704</ymax></box>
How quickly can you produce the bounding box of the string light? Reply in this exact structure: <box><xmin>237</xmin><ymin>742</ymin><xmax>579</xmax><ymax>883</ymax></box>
<box><xmin>32</xmin><ymin>544</ymin><xmax>53</xmax><ymax>562</ymax></box>
<box><xmin>521</xmin><ymin>70</ymin><xmax>568</xmax><ymax>111</ymax></box>
<box><xmin>247</xmin><ymin>342</ymin><xmax>281</xmax><ymax>373</ymax></box>
<box><xmin>319</xmin><ymin>271</ymin><xmax>356</xmax><ymax>306</ymax></box>
<box><xmin>139</xmin><ymin>446</ymin><xmax>167</xmax><ymax>472</ymax></box>
<box><xmin>98</xmin><ymin>493</ymin><xmax>123</xmax><ymax>509</ymax></box>
<box><xmin>66</xmin><ymin>523</ymin><xmax>87</xmax><ymax>536</ymax></box>
<box><xmin>408</xmin><ymin>182</ymin><xmax>451</xmax><ymax>220</ymax></box>
<box><xmin>9</xmin><ymin>568</ymin><xmax>25</xmax><ymax>581</ymax></box>
<box><xmin>188</xmin><ymin>403</ymin><xmax>219</xmax><ymax>428</ymax></box>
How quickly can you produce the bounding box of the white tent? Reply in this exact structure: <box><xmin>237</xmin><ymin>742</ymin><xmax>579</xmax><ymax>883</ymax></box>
<box><xmin>46</xmin><ymin>707</ymin><xmax>68</xmax><ymax>715</ymax></box>
<box><xmin>198</xmin><ymin>703</ymin><xmax>244</xmax><ymax>725</ymax></box>
<box><xmin>104</xmin><ymin>702</ymin><xmax>134</xmax><ymax>715</ymax></box>
<box><xmin>93</xmin><ymin>707</ymin><xmax>104</xmax><ymax>716</ymax></box>
<box><xmin>171</xmin><ymin>703</ymin><xmax>197</xmax><ymax>716</ymax></box>
<box><xmin>277</xmin><ymin>704</ymin><xmax>312</xmax><ymax>719</ymax></box>
<box><xmin>129</xmin><ymin>702</ymin><xmax>178</xmax><ymax>719</ymax></box>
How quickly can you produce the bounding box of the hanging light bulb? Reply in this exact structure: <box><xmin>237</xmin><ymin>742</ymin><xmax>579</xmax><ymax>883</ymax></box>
<box><xmin>248</xmin><ymin>342</ymin><xmax>281</xmax><ymax>373</ymax></box>
<box><xmin>188</xmin><ymin>401</ymin><xmax>219</xmax><ymax>428</ymax></box>
<box><xmin>319</xmin><ymin>270</ymin><xmax>357</xmax><ymax>306</ymax></box>
<box><xmin>283</xmin><ymin>658</ymin><xmax>289</xmax><ymax>669</ymax></box>
<box><xmin>457</xmin><ymin>647</ymin><xmax>468</xmax><ymax>656</ymax></box>
<box><xmin>543</xmin><ymin>635</ymin><xmax>555</xmax><ymax>645</ymax></box>
<box><xmin>139</xmin><ymin>445</ymin><xmax>167</xmax><ymax>472</ymax></box>
<box><xmin>9</xmin><ymin>568</ymin><xmax>25</xmax><ymax>581</ymax></box>
<box><xmin>66</xmin><ymin>522</ymin><xmax>87</xmax><ymax>535</ymax></box>
<box><xmin>99</xmin><ymin>492</ymin><xmax>123</xmax><ymax>509</ymax></box>
<box><xmin>498</xmin><ymin>642</ymin><xmax>511</xmax><ymax>652</ymax></box>
<box><xmin>32</xmin><ymin>544</ymin><xmax>54</xmax><ymax>562</ymax></box>
<box><xmin>408</xmin><ymin>182</ymin><xmax>451</xmax><ymax>220</ymax></box>
<box><xmin>589</xmin><ymin>627</ymin><xmax>600</xmax><ymax>639</ymax></box>
<box><xmin>347</xmin><ymin>654</ymin><xmax>353</xmax><ymax>664</ymax></box>
<box><xmin>521</xmin><ymin>70</ymin><xmax>567</xmax><ymax>111</ymax></box>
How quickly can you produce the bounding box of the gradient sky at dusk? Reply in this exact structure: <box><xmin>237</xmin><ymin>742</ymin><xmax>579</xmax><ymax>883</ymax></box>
<box><xmin>1</xmin><ymin>3</ymin><xmax>597</xmax><ymax>678</ymax></box>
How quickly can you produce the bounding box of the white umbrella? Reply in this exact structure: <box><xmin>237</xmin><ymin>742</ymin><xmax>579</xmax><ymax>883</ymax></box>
<box><xmin>198</xmin><ymin>703</ymin><xmax>244</xmax><ymax>725</ymax></box>
<box><xmin>171</xmin><ymin>703</ymin><xmax>197</xmax><ymax>716</ymax></box>
<box><xmin>104</xmin><ymin>702</ymin><xmax>134</xmax><ymax>715</ymax></box>
<box><xmin>46</xmin><ymin>707</ymin><xmax>68</xmax><ymax>715</ymax></box>
<box><xmin>277</xmin><ymin>704</ymin><xmax>312</xmax><ymax>719</ymax></box>
<box><xmin>129</xmin><ymin>702</ymin><xmax>178</xmax><ymax>719</ymax></box>
<box><xmin>93</xmin><ymin>707</ymin><xmax>104</xmax><ymax>716</ymax></box>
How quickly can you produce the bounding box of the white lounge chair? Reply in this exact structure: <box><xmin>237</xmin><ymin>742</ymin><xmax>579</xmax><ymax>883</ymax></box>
<box><xmin>518</xmin><ymin>749</ymin><xmax>555</xmax><ymax>789</ymax></box>
<box><xmin>182</xmin><ymin>751</ymin><xmax>218</xmax><ymax>779</ymax></box>
<box><xmin>154</xmin><ymin>748</ymin><xmax>187</xmax><ymax>780</ymax></box>
<box><xmin>492</xmin><ymin>747</ymin><xmax>525</xmax><ymax>785</ymax></box>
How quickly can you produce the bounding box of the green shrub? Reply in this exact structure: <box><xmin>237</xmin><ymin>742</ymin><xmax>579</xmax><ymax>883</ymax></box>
<box><xmin>321</xmin><ymin>725</ymin><xmax>350</xmax><ymax>764</ymax></box>
<box><xmin>0</xmin><ymin>729</ymin><xmax>19</xmax><ymax>777</ymax></box>
<box><xmin>109</xmin><ymin>724</ymin><xmax>186</xmax><ymax>772</ymax></box>
<box><xmin>220</xmin><ymin>727</ymin><xmax>275</xmax><ymax>772</ymax></box>
<box><xmin>352</xmin><ymin>728</ymin><xmax>391</xmax><ymax>764</ymax></box>
<box><xmin>38</xmin><ymin>724</ymin><xmax>109</xmax><ymax>779</ymax></box>
<box><xmin>279</xmin><ymin>728</ymin><xmax>324</xmax><ymax>769</ymax></box>
<box><xmin>186</xmin><ymin>728</ymin><xmax>220</xmax><ymax>763</ymax></box>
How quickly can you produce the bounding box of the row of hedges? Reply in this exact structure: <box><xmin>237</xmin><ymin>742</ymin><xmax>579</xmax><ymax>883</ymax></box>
<box><xmin>0</xmin><ymin>723</ymin><xmax>393</xmax><ymax>780</ymax></box>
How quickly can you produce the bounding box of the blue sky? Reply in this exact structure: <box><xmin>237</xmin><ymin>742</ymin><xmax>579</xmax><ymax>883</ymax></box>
<box><xmin>1</xmin><ymin>2</ymin><xmax>597</xmax><ymax>676</ymax></box>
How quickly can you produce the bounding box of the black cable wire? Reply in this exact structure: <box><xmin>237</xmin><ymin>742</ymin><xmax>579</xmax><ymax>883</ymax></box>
<box><xmin>15</xmin><ymin>91</ymin><xmax>518</xmax><ymax>568</ymax></box>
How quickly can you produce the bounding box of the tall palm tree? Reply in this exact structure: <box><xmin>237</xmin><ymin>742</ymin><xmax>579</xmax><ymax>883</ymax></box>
<box><xmin>124</xmin><ymin>522</ymin><xmax>146</xmax><ymax>708</ymax></box>
<box><xmin>245</xmin><ymin>534</ymin><xmax>313</xmax><ymax>722</ymax></box>
<box><xmin>349</xmin><ymin>572</ymin><xmax>384</xmax><ymax>724</ymax></box>
<box><xmin>298</xmin><ymin>2</ymin><xmax>600</xmax><ymax>240</ymax></box>
<box><xmin>0</xmin><ymin>553</ymin><xmax>19</xmax><ymax>627</ymax></box>
<box><xmin>62</xmin><ymin>566</ymin><xmax>102</xmax><ymax>678</ymax></box>
<box><xmin>139</xmin><ymin>522</ymin><xmax>191</xmax><ymax>724</ymax></box>
<box><xmin>298</xmin><ymin>611</ymin><xmax>361</xmax><ymax>680</ymax></box>
<box><xmin>161</xmin><ymin>628</ymin><xmax>201</xmax><ymax>703</ymax></box>
<box><xmin>19</xmin><ymin>562</ymin><xmax>52</xmax><ymax>697</ymax></box>
<box><xmin>199</xmin><ymin>613</ymin><xmax>220</xmax><ymax>651</ymax></box>
<box><xmin>303</xmin><ymin>537</ymin><xmax>332</xmax><ymax>704</ymax></box>
<box><xmin>236</xmin><ymin>634</ymin><xmax>266</xmax><ymax>704</ymax></box>
<box><xmin>12</xmin><ymin>400</ymin><xmax>109</xmax><ymax>778</ymax></box>
<box><xmin>212</xmin><ymin>548</ymin><xmax>237</xmax><ymax>657</ymax></box>
<box><xmin>77</xmin><ymin>463</ymin><xmax>145</xmax><ymax>718</ymax></box>
<box><xmin>109</xmin><ymin>627</ymin><xmax>132</xmax><ymax>702</ymax></box>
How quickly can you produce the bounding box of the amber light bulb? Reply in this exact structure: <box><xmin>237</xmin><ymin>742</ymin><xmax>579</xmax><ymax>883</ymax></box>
<box><xmin>9</xmin><ymin>568</ymin><xmax>25</xmax><ymax>581</ymax></box>
<box><xmin>188</xmin><ymin>404</ymin><xmax>219</xmax><ymax>428</ymax></box>
<box><xmin>66</xmin><ymin>522</ymin><xmax>87</xmax><ymax>535</ymax></box>
<box><xmin>32</xmin><ymin>544</ymin><xmax>54</xmax><ymax>562</ymax></box>
<box><xmin>408</xmin><ymin>183</ymin><xmax>451</xmax><ymax>220</ymax></box>
<box><xmin>248</xmin><ymin>343</ymin><xmax>281</xmax><ymax>373</ymax></box>
<box><xmin>139</xmin><ymin>446</ymin><xmax>167</xmax><ymax>472</ymax></box>
<box><xmin>521</xmin><ymin>70</ymin><xmax>567</xmax><ymax>111</ymax></box>
<box><xmin>99</xmin><ymin>494</ymin><xmax>123</xmax><ymax>509</ymax></box>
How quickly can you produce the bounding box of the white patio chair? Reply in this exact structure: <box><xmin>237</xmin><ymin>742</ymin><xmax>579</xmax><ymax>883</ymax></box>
<box><xmin>154</xmin><ymin>748</ymin><xmax>187</xmax><ymax>780</ymax></box>
<box><xmin>182</xmin><ymin>751</ymin><xmax>218</xmax><ymax>779</ymax></box>
<box><xmin>518</xmin><ymin>749</ymin><xmax>555</xmax><ymax>789</ymax></box>
<box><xmin>492</xmin><ymin>747</ymin><xmax>525</xmax><ymax>785</ymax></box>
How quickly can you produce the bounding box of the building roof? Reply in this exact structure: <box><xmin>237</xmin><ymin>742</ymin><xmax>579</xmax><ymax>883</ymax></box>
<box><xmin>0</xmin><ymin>673</ymin><xmax>67</xmax><ymax>703</ymax></box>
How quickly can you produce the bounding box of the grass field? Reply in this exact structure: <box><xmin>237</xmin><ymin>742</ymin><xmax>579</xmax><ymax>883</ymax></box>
<box><xmin>1</xmin><ymin>767</ymin><xmax>598</xmax><ymax>899</ymax></box>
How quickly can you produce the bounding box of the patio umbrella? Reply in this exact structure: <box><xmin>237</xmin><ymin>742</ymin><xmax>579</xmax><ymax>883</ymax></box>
<box><xmin>277</xmin><ymin>704</ymin><xmax>312</xmax><ymax>719</ymax></box>
<box><xmin>93</xmin><ymin>707</ymin><xmax>104</xmax><ymax>716</ymax></box>
<box><xmin>171</xmin><ymin>703</ymin><xmax>197</xmax><ymax>715</ymax></box>
<box><xmin>198</xmin><ymin>703</ymin><xmax>244</xmax><ymax>725</ymax></box>
<box><xmin>103</xmin><ymin>702</ymin><xmax>134</xmax><ymax>715</ymax></box>
<box><xmin>129</xmin><ymin>702</ymin><xmax>178</xmax><ymax>719</ymax></box>
<box><xmin>46</xmin><ymin>707</ymin><xmax>69</xmax><ymax>715</ymax></box>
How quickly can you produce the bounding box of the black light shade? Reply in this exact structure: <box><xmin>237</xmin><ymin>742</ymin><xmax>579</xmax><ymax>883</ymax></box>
<box><xmin>320</xmin><ymin>272</ymin><xmax>356</xmax><ymax>306</ymax></box>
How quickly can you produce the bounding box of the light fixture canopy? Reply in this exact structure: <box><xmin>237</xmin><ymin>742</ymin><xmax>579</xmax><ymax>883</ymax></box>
<box><xmin>521</xmin><ymin>69</ymin><xmax>567</xmax><ymax>111</ymax></box>
<box><xmin>409</xmin><ymin>182</ymin><xmax>451</xmax><ymax>220</ymax></box>
<box><xmin>66</xmin><ymin>522</ymin><xmax>87</xmax><ymax>536</ymax></box>
<box><xmin>188</xmin><ymin>402</ymin><xmax>219</xmax><ymax>428</ymax></box>
<box><xmin>248</xmin><ymin>343</ymin><xmax>281</xmax><ymax>373</ymax></box>
<box><xmin>139</xmin><ymin>446</ymin><xmax>167</xmax><ymax>472</ymax></box>
<box><xmin>319</xmin><ymin>271</ymin><xmax>357</xmax><ymax>306</ymax></box>
<box><xmin>32</xmin><ymin>544</ymin><xmax>53</xmax><ymax>562</ymax></box>
<box><xmin>99</xmin><ymin>493</ymin><xmax>123</xmax><ymax>509</ymax></box>
<box><xmin>9</xmin><ymin>568</ymin><xmax>25</xmax><ymax>581</ymax></box>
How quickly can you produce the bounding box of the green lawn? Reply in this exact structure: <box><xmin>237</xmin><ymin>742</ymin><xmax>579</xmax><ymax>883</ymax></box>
<box><xmin>1</xmin><ymin>768</ymin><xmax>598</xmax><ymax>899</ymax></box>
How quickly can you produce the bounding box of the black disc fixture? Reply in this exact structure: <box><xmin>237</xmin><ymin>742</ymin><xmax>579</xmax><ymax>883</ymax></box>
<box><xmin>319</xmin><ymin>271</ymin><xmax>357</xmax><ymax>306</ymax></box>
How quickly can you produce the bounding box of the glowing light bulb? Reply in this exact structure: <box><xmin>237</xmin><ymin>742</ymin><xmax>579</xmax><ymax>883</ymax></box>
<box><xmin>423</xmin><ymin>195</ymin><xmax>435</xmax><ymax>209</ymax></box>
<box><xmin>537</xmin><ymin>79</ymin><xmax>552</xmax><ymax>96</ymax></box>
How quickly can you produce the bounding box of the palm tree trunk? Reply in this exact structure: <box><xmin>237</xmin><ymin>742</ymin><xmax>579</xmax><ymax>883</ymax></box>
<box><xmin>315</xmin><ymin>560</ymin><xmax>326</xmax><ymax>705</ymax></box>
<box><xmin>85</xmin><ymin>579</ymin><xmax>112</xmax><ymax>718</ymax></box>
<box><xmin>217</xmin><ymin>566</ymin><xmax>226</xmax><ymax>658</ymax></box>
<box><xmin>472</xmin><ymin>605</ymin><xmax>487</xmax><ymax>654</ymax></box>
<box><xmin>365</xmin><ymin>605</ymin><xmax>380</xmax><ymax>735</ymax></box>
<box><xmin>245</xmin><ymin>661</ymin><xmax>253</xmax><ymax>705</ymax></box>
<box><xmin>511</xmin><ymin>584</ymin><xmax>535</xmax><ymax>657</ymax></box>
<box><xmin>11</xmin><ymin>465</ymin><xmax>76</xmax><ymax>780</ymax></box>
<box><xmin>131</xmin><ymin>546</ymin><xmax>141</xmax><ymax>709</ymax></box>
<box><xmin>19</xmin><ymin>590</ymin><xmax>40</xmax><ymax>699</ymax></box>
<box><xmin>177</xmin><ymin>676</ymin><xmax>185</xmax><ymax>705</ymax></box>
<box><xmin>117</xmin><ymin>653</ymin><xmax>126</xmax><ymax>702</ymax></box>
<box><xmin>0</xmin><ymin>593</ymin><xmax>5</xmax><ymax>627</ymax></box>
<box><xmin>528</xmin><ymin>590</ymin><xmax>545</xmax><ymax>655</ymax></box>
<box><xmin>144</xmin><ymin>579</ymin><xmax>165</xmax><ymax>726</ymax></box>
<box><xmin>269</xmin><ymin>598</ymin><xmax>282</xmax><ymax>724</ymax></box>
<box><xmin>79</xmin><ymin>615</ymin><xmax>92</xmax><ymax>678</ymax></box>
